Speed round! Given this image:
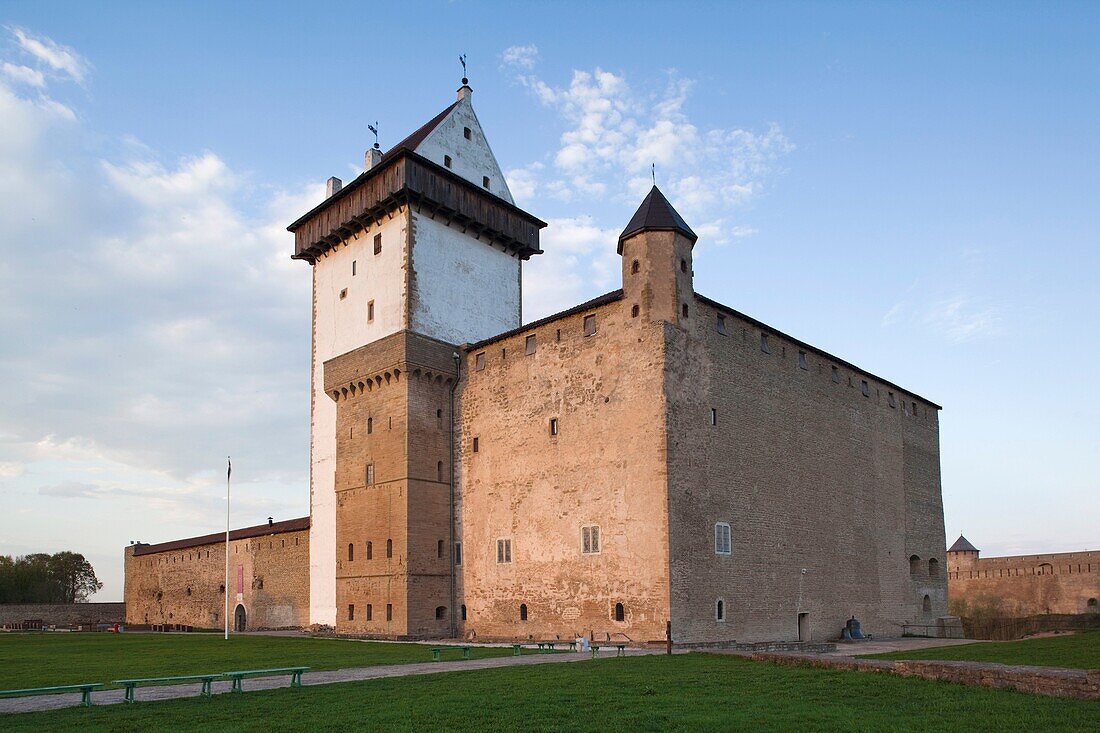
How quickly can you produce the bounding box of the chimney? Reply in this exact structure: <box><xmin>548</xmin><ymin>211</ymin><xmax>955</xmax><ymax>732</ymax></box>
<box><xmin>457</xmin><ymin>83</ymin><xmax>472</xmax><ymax>102</ymax></box>
<box><xmin>267</xmin><ymin>516</ymin><xmax>273</xmax><ymax>527</ymax></box>
<box><xmin>364</xmin><ymin>146</ymin><xmax>383</xmax><ymax>170</ymax></box>
<box><xmin>326</xmin><ymin>176</ymin><xmax>342</xmax><ymax>198</ymax></box>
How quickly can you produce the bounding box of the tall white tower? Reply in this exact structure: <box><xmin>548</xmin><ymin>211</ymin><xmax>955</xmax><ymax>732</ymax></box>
<box><xmin>289</xmin><ymin>83</ymin><xmax>544</xmax><ymax>625</ymax></box>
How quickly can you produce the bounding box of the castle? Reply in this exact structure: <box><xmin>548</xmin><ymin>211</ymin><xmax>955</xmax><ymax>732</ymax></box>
<box><xmin>946</xmin><ymin>535</ymin><xmax>1099</xmax><ymax>616</ymax></box>
<box><xmin>125</xmin><ymin>81</ymin><xmax>951</xmax><ymax>644</ymax></box>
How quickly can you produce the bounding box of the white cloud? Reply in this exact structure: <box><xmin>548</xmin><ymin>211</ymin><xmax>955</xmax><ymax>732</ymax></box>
<box><xmin>9</xmin><ymin>26</ymin><xmax>89</xmax><ymax>83</ymax></box>
<box><xmin>0</xmin><ymin>30</ymin><xmax>315</xmax><ymax>597</ymax></box>
<box><xmin>523</xmin><ymin>216</ymin><xmax>621</xmax><ymax>320</ymax></box>
<box><xmin>922</xmin><ymin>297</ymin><xmax>1002</xmax><ymax>342</ymax></box>
<box><xmin>512</xmin><ymin>66</ymin><xmax>792</xmax><ymax>218</ymax></box>
<box><xmin>501</xmin><ymin>44</ymin><xmax>539</xmax><ymax>70</ymax></box>
<box><xmin>0</xmin><ymin>461</ymin><xmax>25</xmax><ymax>477</ymax></box>
<box><xmin>2</xmin><ymin>62</ymin><xmax>44</xmax><ymax>87</ymax></box>
<box><xmin>504</xmin><ymin>162</ymin><xmax>543</xmax><ymax>205</ymax></box>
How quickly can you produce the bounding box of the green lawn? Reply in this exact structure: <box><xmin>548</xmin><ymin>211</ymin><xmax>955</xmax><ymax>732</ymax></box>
<box><xmin>0</xmin><ymin>633</ymin><xmax>520</xmax><ymax>689</ymax></box>
<box><xmin>4</xmin><ymin>653</ymin><xmax>1097</xmax><ymax>732</ymax></box>
<box><xmin>864</xmin><ymin>632</ymin><xmax>1100</xmax><ymax>670</ymax></box>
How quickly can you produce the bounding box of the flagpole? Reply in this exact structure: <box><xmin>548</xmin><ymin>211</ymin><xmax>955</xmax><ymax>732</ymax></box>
<box><xmin>225</xmin><ymin>456</ymin><xmax>231</xmax><ymax>640</ymax></box>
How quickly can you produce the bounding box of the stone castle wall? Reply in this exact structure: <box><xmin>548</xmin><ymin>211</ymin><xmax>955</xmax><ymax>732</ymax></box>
<box><xmin>0</xmin><ymin>603</ymin><xmax>125</xmax><ymax>627</ymax></box>
<box><xmin>326</xmin><ymin>331</ymin><xmax>457</xmax><ymax>638</ymax></box>
<box><xmin>123</xmin><ymin>524</ymin><xmax>309</xmax><ymax>630</ymax></box>
<box><xmin>948</xmin><ymin>549</ymin><xmax>1099</xmax><ymax>615</ymax></box>
<box><xmin>665</xmin><ymin>292</ymin><xmax>946</xmax><ymax>644</ymax></box>
<box><xmin>456</xmin><ymin>294</ymin><xmax>672</xmax><ymax>644</ymax></box>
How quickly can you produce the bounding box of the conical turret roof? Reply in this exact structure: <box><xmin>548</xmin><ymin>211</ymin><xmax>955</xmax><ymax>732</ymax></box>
<box><xmin>617</xmin><ymin>186</ymin><xmax>697</xmax><ymax>254</ymax></box>
<box><xmin>948</xmin><ymin>535</ymin><xmax>979</xmax><ymax>553</ymax></box>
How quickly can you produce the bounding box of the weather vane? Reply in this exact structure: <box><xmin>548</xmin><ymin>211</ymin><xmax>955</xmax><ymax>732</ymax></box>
<box><xmin>459</xmin><ymin>54</ymin><xmax>468</xmax><ymax>85</ymax></box>
<box><xmin>367</xmin><ymin>122</ymin><xmax>380</xmax><ymax>150</ymax></box>
<box><xmin>651</xmin><ymin>162</ymin><xmax>656</xmax><ymax>186</ymax></box>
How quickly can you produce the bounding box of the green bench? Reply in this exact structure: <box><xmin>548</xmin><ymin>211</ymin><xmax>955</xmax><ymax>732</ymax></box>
<box><xmin>0</xmin><ymin>683</ymin><xmax>102</xmax><ymax>708</ymax></box>
<box><xmin>114</xmin><ymin>674</ymin><xmax>223</xmax><ymax>702</ymax></box>
<box><xmin>224</xmin><ymin>667</ymin><xmax>308</xmax><ymax>692</ymax></box>
<box><xmin>430</xmin><ymin>646</ymin><xmax>472</xmax><ymax>662</ymax></box>
<box><xmin>534</xmin><ymin>641</ymin><xmax>577</xmax><ymax>653</ymax></box>
<box><xmin>590</xmin><ymin>643</ymin><xmax>627</xmax><ymax>658</ymax></box>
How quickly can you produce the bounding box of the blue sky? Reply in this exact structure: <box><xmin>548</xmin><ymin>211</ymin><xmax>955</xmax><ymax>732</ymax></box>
<box><xmin>1</xmin><ymin>2</ymin><xmax>1097</xmax><ymax>600</ymax></box>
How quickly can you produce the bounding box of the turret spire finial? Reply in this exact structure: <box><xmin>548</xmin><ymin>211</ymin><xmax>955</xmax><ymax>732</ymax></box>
<box><xmin>459</xmin><ymin>54</ymin><xmax>468</xmax><ymax>86</ymax></box>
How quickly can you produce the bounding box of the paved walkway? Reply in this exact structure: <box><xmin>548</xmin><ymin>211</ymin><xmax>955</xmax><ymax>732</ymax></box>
<box><xmin>1</xmin><ymin>648</ymin><xmax>657</xmax><ymax>715</ymax></box>
<box><xmin>825</xmin><ymin>636</ymin><xmax>981</xmax><ymax>657</ymax></box>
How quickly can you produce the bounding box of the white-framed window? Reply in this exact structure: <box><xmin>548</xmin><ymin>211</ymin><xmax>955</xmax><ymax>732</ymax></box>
<box><xmin>582</xmin><ymin>525</ymin><xmax>600</xmax><ymax>554</ymax></box>
<box><xmin>365</xmin><ymin>464</ymin><xmax>375</xmax><ymax>485</ymax></box>
<box><xmin>716</xmin><ymin>598</ymin><xmax>726</xmax><ymax>622</ymax></box>
<box><xmin>496</xmin><ymin>538</ymin><xmax>512</xmax><ymax>564</ymax></box>
<box><xmin>714</xmin><ymin>522</ymin><xmax>732</xmax><ymax>555</ymax></box>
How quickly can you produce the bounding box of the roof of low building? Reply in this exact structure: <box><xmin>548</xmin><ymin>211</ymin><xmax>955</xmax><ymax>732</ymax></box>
<box><xmin>132</xmin><ymin>516</ymin><xmax>310</xmax><ymax>556</ymax></box>
<box><xmin>618</xmin><ymin>186</ymin><xmax>698</xmax><ymax>253</ymax></box>
<box><xmin>948</xmin><ymin>535</ymin><xmax>979</xmax><ymax>553</ymax></box>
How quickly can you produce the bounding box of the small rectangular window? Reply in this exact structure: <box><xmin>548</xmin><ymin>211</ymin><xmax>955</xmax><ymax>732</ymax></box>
<box><xmin>475</xmin><ymin>352</ymin><xmax>485</xmax><ymax>371</ymax></box>
<box><xmin>374</xmin><ymin>233</ymin><xmax>382</xmax><ymax>255</ymax></box>
<box><xmin>717</xmin><ymin>314</ymin><xmax>727</xmax><ymax>335</ymax></box>
<box><xmin>482</xmin><ymin>176</ymin><xmax>490</xmax><ymax>189</ymax></box>
<box><xmin>386</xmin><ymin>603</ymin><xmax>392</xmax><ymax>621</ymax></box>
<box><xmin>366</xmin><ymin>464</ymin><xmax>374</xmax><ymax>485</ymax></box>
<box><xmin>352</xmin><ymin>260</ymin><xmax>357</xmax><ymax>276</ymax></box>
<box><xmin>472</xmin><ymin>437</ymin><xmax>479</xmax><ymax>453</ymax></box>
<box><xmin>861</xmin><ymin>380</ymin><xmax>870</xmax><ymax>397</ymax></box>
<box><xmin>831</xmin><ymin>366</ymin><xmax>840</xmax><ymax>384</ymax></box>
<box><xmin>339</xmin><ymin>288</ymin><xmax>347</xmax><ymax>300</ymax></box>
<box><xmin>454</xmin><ymin>542</ymin><xmax>462</xmax><ymax>565</ymax></box>
<box><xmin>497</xmin><ymin>538</ymin><xmax>512</xmax><ymax>563</ymax></box>
<box><xmin>348</xmin><ymin>604</ymin><xmax>354</xmax><ymax>621</ymax></box>
<box><xmin>798</xmin><ymin>351</ymin><xmax>808</xmax><ymax>370</ymax></box>
<box><xmin>367</xmin><ymin>300</ymin><xmax>375</xmax><ymax>323</ymax></box>
<box><xmin>583</xmin><ymin>314</ymin><xmax>597</xmax><ymax>336</ymax></box>
<box><xmin>760</xmin><ymin>334</ymin><xmax>771</xmax><ymax>354</ymax></box>
<box><xmin>715</xmin><ymin>522</ymin><xmax>732</xmax><ymax>555</ymax></box>
<box><xmin>464</xmin><ymin>127</ymin><xmax>472</xmax><ymax>140</ymax></box>
<box><xmin>549</xmin><ymin>418</ymin><xmax>558</xmax><ymax>436</ymax></box>
<box><xmin>525</xmin><ymin>334</ymin><xmax>536</xmax><ymax>355</ymax></box>
<box><xmin>366</xmin><ymin>603</ymin><xmax>373</xmax><ymax>621</ymax></box>
<box><xmin>888</xmin><ymin>391</ymin><xmax>897</xmax><ymax>408</ymax></box>
<box><xmin>444</xmin><ymin>155</ymin><xmax>452</xmax><ymax>168</ymax></box>
<box><xmin>582</xmin><ymin>525</ymin><xmax>600</xmax><ymax>554</ymax></box>
<box><xmin>709</xmin><ymin>408</ymin><xmax>717</xmax><ymax>426</ymax></box>
<box><xmin>556</xmin><ymin>329</ymin><xmax>561</xmax><ymax>341</ymax></box>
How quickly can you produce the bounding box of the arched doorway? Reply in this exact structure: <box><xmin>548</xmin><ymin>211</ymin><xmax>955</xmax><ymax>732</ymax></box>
<box><xmin>234</xmin><ymin>604</ymin><xmax>247</xmax><ymax>632</ymax></box>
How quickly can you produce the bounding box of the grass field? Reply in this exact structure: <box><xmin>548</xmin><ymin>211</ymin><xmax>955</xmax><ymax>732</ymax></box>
<box><xmin>0</xmin><ymin>633</ymin><xmax>521</xmax><ymax>689</ymax></box>
<box><xmin>4</xmin><ymin>653</ymin><xmax>1098</xmax><ymax>732</ymax></box>
<box><xmin>864</xmin><ymin>632</ymin><xmax>1100</xmax><ymax>670</ymax></box>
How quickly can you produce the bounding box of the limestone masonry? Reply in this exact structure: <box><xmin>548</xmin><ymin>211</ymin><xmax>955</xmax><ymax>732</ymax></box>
<box><xmin>126</xmin><ymin>81</ymin><xmax>954</xmax><ymax>642</ymax></box>
<box><xmin>946</xmin><ymin>535</ymin><xmax>1099</xmax><ymax>616</ymax></box>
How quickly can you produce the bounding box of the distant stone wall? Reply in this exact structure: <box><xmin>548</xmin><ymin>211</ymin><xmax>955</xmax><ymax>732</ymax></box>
<box><xmin>947</xmin><ymin>548</ymin><xmax>1099</xmax><ymax>615</ymax></box>
<box><xmin>0</xmin><ymin>603</ymin><xmax>125</xmax><ymax>626</ymax></box>
<box><xmin>124</xmin><ymin>526</ymin><xmax>310</xmax><ymax>630</ymax></box>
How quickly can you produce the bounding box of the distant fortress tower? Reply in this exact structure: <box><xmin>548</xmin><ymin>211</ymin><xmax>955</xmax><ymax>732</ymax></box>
<box><xmin>288</xmin><ymin>81</ymin><xmax>544</xmax><ymax>626</ymax></box>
